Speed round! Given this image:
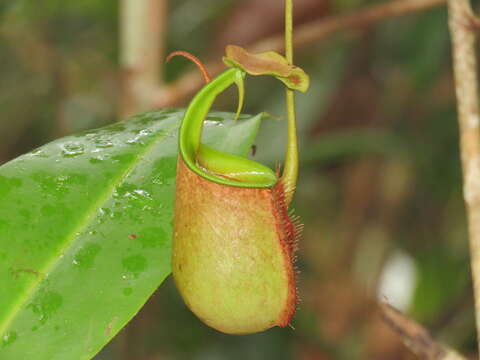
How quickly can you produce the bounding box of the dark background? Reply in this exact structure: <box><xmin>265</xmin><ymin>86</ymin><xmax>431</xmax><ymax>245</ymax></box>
<box><xmin>0</xmin><ymin>1</ymin><xmax>476</xmax><ymax>359</ymax></box>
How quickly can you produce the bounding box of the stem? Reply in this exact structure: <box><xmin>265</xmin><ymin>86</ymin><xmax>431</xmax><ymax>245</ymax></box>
<box><xmin>447</xmin><ymin>0</ymin><xmax>480</xmax><ymax>350</ymax></box>
<box><xmin>285</xmin><ymin>0</ymin><xmax>293</xmax><ymax>62</ymax></box>
<box><xmin>282</xmin><ymin>0</ymin><xmax>298</xmax><ymax>205</ymax></box>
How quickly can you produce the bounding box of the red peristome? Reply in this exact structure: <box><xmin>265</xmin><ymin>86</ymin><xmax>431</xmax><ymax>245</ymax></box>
<box><xmin>271</xmin><ymin>181</ymin><xmax>299</xmax><ymax>326</ymax></box>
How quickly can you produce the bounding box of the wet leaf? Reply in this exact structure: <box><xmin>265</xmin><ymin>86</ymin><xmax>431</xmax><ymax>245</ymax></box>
<box><xmin>0</xmin><ymin>109</ymin><xmax>263</xmax><ymax>360</ymax></box>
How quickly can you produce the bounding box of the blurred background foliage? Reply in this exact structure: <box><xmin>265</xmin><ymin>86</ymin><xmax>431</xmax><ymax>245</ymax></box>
<box><xmin>0</xmin><ymin>0</ymin><xmax>477</xmax><ymax>359</ymax></box>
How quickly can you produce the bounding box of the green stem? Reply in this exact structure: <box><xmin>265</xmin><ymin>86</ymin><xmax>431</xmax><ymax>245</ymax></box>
<box><xmin>282</xmin><ymin>0</ymin><xmax>298</xmax><ymax>205</ymax></box>
<box><xmin>285</xmin><ymin>0</ymin><xmax>293</xmax><ymax>62</ymax></box>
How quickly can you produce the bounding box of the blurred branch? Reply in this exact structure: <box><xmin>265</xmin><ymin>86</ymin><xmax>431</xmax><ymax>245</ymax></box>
<box><xmin>153</xmin><ymin>0</ymin><xmax>446</xmax><ymax>108</ymax></box>
<box><xmin>119</xmin><ymin>0</ymin><xmax>168</xmax><ymax>119</ymax></box>
<box><xmin>447</xmin><ymin>0</ymin><xmax>480</xmax><ymax>351</ymax></box>
<box><xmin>251</xmin><ymin>0</ymin><xmax>446</xmax><ymax>53</ymax></box>
<box><xmin>116</xmin><ymin>1</ymin><xmax>168</xmax><ymax>357</ymax></box>
<box><xmin>380</xmin><ymin>303</ymin><xmax>467</xmax><ymax>360</ymax></box>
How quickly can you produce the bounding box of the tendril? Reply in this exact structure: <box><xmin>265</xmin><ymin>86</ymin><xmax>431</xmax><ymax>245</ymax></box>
<box><xmin>166</xmin><ymin>51</ymin><xmax>211</xmax><ymax>84</ymax></box>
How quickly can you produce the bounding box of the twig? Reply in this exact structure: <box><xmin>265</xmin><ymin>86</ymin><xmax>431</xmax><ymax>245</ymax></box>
<box><xmin>153</xmin><ymin>0</ymin><xmax>446</xmax><ymax>108</ymax></box>
<box><xmin>380</xmin><ymin>303</ymin><xmax>467</xmax><ymax>360</ymax></box>
<box><xmin>119</xmin><ymin>0</ymin><xmax>168</xmax><ymax>119</ymax></box>
<box><xmin>447</xmin><ymin>0</ymin><xmax>480</xmax><ymax>351</ymax></box>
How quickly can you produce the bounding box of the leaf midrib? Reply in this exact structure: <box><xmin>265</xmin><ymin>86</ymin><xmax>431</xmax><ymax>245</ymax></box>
<box><xmin>0</xmin><ymin>120</ymin><xmax>179</xmax><ymax>337</ymax></box>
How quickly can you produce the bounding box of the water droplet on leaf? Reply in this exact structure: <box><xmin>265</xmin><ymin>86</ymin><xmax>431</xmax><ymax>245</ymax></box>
<box><xmin>2</xmin><ymin>331</ymin><xmax>17</xmax><ymax>347</ymax></box>
<box><xmin>62</xmin><ymin>143</ymin><xmax>85</xmax><ymax>158</ymax></box>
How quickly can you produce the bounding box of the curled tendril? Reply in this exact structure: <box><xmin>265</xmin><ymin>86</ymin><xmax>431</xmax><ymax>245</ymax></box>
<box><xmin>166</xmin><ymin>50</ymin><xmax>211</xmax><ymax>83</ymax></box>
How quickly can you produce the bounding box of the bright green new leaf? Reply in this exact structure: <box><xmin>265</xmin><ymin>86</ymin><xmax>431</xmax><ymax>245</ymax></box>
<box><xmin>0</xmin><ymin>109</ymin><xmax>263</xmax><ymax>360</ymax></box>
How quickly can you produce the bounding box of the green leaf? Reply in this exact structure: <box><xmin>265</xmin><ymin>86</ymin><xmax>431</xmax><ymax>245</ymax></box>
<box><xmin>0</xmin><ymin>109</ymin><xmax>263</xmax><ymax>360</ymax></box>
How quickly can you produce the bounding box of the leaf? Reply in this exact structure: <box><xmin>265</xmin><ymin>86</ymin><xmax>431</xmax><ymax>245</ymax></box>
<box><xmin>0</xmin><ymin>109</ymin><xmax>263</xmax><ymax>360</ymax></box>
